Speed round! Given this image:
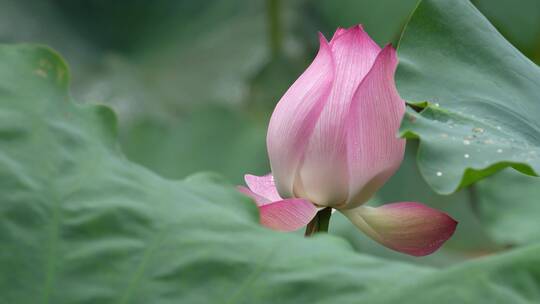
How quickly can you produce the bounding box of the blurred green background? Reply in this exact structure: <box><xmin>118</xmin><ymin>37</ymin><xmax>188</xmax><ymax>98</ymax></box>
<box><xmin>3</xmin><ymin>0</ymin><xmax>539</xmax><ymax>266</ymax></box>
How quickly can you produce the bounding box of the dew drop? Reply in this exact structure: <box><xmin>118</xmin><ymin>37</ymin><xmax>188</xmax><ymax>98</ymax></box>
<box><xmin>33</xmin><ymin>69</ymin><xmax>48</xmax><ymax>78</ymax></box>
<box><xmin>463</xmin><ymin>139</ymin><xmax>471</xmax><ymax>145</ymax></box>
<box><xmin>472</xmin><ymin>127</ymin><xmax>484</xmax><ymax>133</ymax></box>
<box><xmin>436</xmin><ymin>171</ymin><xmax>443</xmax><ymax>177</ymax></box>
<box><xmin>497</xmin><ymin>148</ymin><xmax>503</xmax><ymax>153</ymax></box>
<box><xmin>496</xmin><ymin>126</ymin><xmax>502</xmax><ymax>130</ymax></box>
<box><xmin>464</xmin><ymin>153</ymin><xmax>470</xmax><ymax>158</ymax></box>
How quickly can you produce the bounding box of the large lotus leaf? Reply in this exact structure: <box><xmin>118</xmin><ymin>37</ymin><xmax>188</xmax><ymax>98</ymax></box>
<box><xmin>0</xmin><ymin>44</ymin><xmax>425</xmax><ymax>303</ymax></box>
<box><xmin>3</xmin><ymin>44</ymin><xmax>540</xmax><ymax>303</ymax></box>
<box><xmin>397</xmin><ymin>0</ymin><xmax>540</xmax><ymax>194</ymax></box>
<box><xmin>474</xmin><ymin>0</ymin><xmax>540</xmax><ymax>63</ymax></box>
<box><xmin>476</xmin><ymin>169</ymin><xmax>540</xmax><ymax>246</ymax></box>
<box><xmin>370</xmin><ymin>243</ymin><xmax>540</xmax><ymax>304</ymax></box>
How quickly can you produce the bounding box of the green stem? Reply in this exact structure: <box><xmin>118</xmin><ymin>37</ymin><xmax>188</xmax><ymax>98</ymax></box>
<box><xmin>266</xmin><ymin>0</ymin><xmax>282</xmax><ymax>58</ymax></box>
<box><xmin>304</xmin><ymin>208</ymin><xmax>332</xmax><ymax>237</ymax></box>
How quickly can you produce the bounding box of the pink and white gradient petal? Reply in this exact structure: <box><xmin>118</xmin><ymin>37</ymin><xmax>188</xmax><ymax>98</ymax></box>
<box><xmin>341</xmin><ymin>202</ymin><xmax>457</xmax><ymax>256</ymax></box>
<box><xmin>259</xmin><ymin>199</ymin><xmax>318</xmax><ymax>231</ymax></box>
<box><xmin>237</xmin><ymin>185</ymin><xmax>271</xmax><ymax>207</ymax></box>
<box><xmin>238</xmin><ymin>174</ymin><xmax>318</xmax><ymax>232</ymax></box>
<box><xmin>267</xmin><ymin>34</ymin><xmax>335</xmax><ymax>199</ymax></box>
<box><xmin>298</xmin><ymin>25</ymin><xmax>382</xmax><ymax>207</ymax></box>
<box><xmin>344</xmin><ymin>45</ymin><xmax>406</xmax><ymax>208</ymax></box>
<box><xmin>244</xmin><ymin>174</ymin><xmax>282</xmax><ymax>202</ymax></box>
<box><xmin>329</xmin><ymin>27</ymin><xmax>347</xmax><ymax>44</ymax></box>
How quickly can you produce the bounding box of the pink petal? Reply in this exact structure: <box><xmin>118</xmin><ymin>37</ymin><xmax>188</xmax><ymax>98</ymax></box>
<box><xmin>267</xmin><ymin>33</ymin><xmax>335</xmax><ymax>199</ymax></box>
<box><xmin>244</xmin><ymin>174</ymin><xmax>282</xmax><ymax>202</ymax></box>
<box><xmin>238</xmin><ymin>181</ymin><xmax>318</xmax><ymax>231</ymax></box>
<box><xmin>341</xmin><ymin>202</ymin><xmax>458</xmax><ymax>256</ymax></box>
<box><xmin>237</xmin><ymin>186</ymin><xmax>270</xmax><ymax>207</ymax></box>
<box><xmin>329</xmin><ymin>27</ymin><xmax>347</xmax><ymax>44</ymax></box>
<box><xmin>330</xmin><ymin>25</ymin><xmax>380</xmax><ymax>84</ymax></box>
<box><xmin>298</xmin><ymin>25</ymin><xmax>381</xmax><ymax>207</ymax></box>
<box><xmin>259</xmin><ymin>199</ymin><xmax>318</xmax><ymax>231</ymax></box>
<box><xmin>345</xmin><ymin>45</ymin><xmax>406</xmax><ymax>208</ymax></box>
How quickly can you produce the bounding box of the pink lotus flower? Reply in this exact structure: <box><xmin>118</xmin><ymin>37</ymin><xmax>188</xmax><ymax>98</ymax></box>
<box><xmin>238</xmin><ymin>25</ymin><xmax>457</xmax><ymax>256</ymax></box>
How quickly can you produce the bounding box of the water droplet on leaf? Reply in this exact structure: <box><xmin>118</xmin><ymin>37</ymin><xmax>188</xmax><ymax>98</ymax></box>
<box><xmin>472</xmin><ymin>127</ymin><xmax>484</xmax><ymax>133</ymax></box>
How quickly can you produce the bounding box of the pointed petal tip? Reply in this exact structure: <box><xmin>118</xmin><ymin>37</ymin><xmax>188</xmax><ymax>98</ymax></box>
<box><xmin>329</xmin><ymin>23</ymin><xmax>380</xmax><ymax>58</ymax></box>
<box><xmin>339</xmin><ymin>25</ymin><xmax>365</xmax><ymax>43</ymax></box>
<box><xmin>330</xmin><ymin>24</ymin><xmax>380</xmax><ymax>50</ymax></box>
<box><xmin>317</xmin><ymin>31</ymin><xmax>328</xmax><ymax>42</ymax></box>
<box><xmin>243</xmin><ymin>173</ymin><xmax>260</xmax><ymax>186</ymax></box>
<box><xmin>342</xmin><ymin>202</ymin><xmax>458</xmax><ymax>257</ymax></box>
<box><xmin>329</xmin><ymin>27</ymin><xmax>347</xmax><ymax>43</ymax></box>
<box><xmin>350</xmin><ymin>24</ymin><xmax>365</xmax><ymax>32</ymax></box>
<box><xmin>339</xmin><ymin>24</ymin><xmax>365</xmax><ymax>34</ymax></box>
<box><xmin>243</xmin><ymin>173</ymin><xmax>282</xmax><ymax>202</ymax></box>
<box><xmin>317</xmin><ymin>32</ymin><xmax>331</xmax><ymax>52</ymax></box>
<box><xmin>383</xmin><ymin>42</ymin><xmax>395</xmax><ymax>49</ymax></box>
<box><xmin>377</xmin><ymin>202</ymin><xmax>458</xmax><ymax>257</ymax></box>
<box><xmin>379</xmin><ymin>44</ymin><xmax>398</xmax><ymax>65</ymax></box>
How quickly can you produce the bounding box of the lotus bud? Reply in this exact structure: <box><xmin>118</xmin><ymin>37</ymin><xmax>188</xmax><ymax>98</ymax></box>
<box><xmin>239</xmin><ymin>26</ymin><xmax>457</xmax><ymax>256</ymax></box>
